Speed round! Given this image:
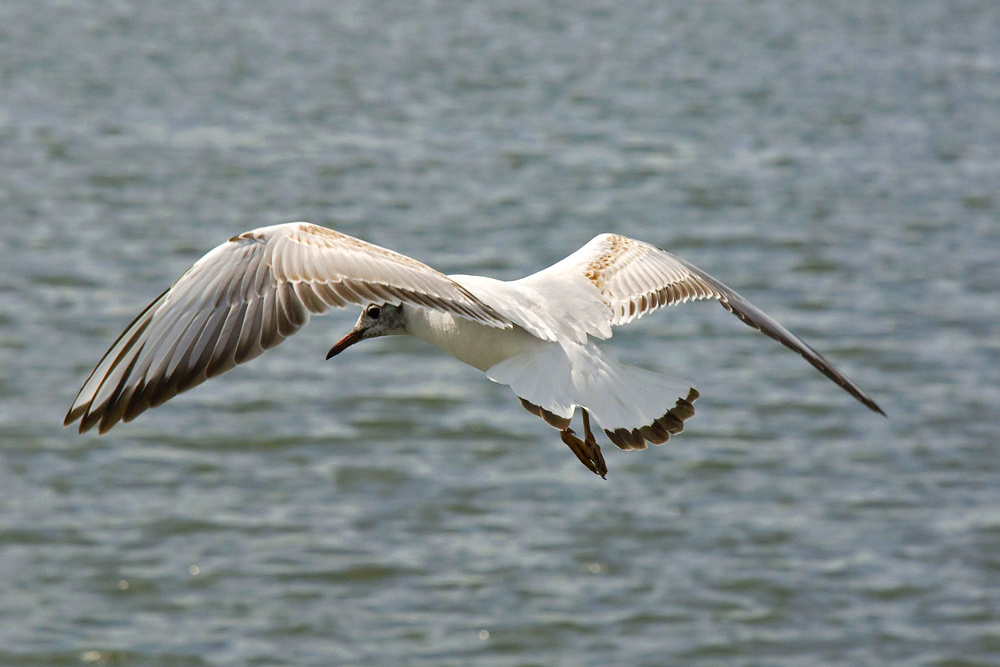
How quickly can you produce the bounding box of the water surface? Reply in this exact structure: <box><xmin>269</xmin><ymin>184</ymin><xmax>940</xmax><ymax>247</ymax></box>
<box><xmin>2</xmin><ymin>1</ymin><xmax>999</xmax><ymax>665</ymax></box>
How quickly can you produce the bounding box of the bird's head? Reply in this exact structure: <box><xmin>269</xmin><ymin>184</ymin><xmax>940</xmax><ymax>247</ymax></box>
<box><xmin>326</xmin><ymin>303</ymin><xmax>407</xmax><ymax>359</ymax></box>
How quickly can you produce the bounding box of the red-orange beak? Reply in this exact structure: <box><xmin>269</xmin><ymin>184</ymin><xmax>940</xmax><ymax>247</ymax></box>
<box><xmin>326</xmin><ymin>328</ymin><xmax>365</xmax><ymax>359</ymax></box>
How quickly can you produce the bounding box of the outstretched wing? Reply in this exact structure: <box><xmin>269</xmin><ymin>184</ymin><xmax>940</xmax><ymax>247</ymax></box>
<box><xmin>65</xmin><ymin>222</ymin><xmax>510</xmax><ymax>434</ymax></box>
<box><xmin>519</xmin><ymin>233</ymin><xmax>884</xmax><ymax>415</ymax></box>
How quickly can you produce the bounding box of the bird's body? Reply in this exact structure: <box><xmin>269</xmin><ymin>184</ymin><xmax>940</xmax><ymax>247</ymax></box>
<box><xmin>66</xmin><ymin>222</ymin><xmax>884</xmax><ymax>477</ymax></box>
<box><xmin>404</xmin><ymin>286</ymin><xmax>543</xmax><ymax>372</ymax></box>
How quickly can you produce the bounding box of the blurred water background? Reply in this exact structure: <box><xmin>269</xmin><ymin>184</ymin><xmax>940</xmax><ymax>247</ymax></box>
<box><xmin>2</xmin><ymin>1</ymin><xmax>999</xmax><ymax>665</ymax></box>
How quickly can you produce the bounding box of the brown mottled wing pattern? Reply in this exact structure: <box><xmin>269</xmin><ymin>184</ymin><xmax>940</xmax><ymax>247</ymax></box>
<box><xmin>65</xmin><ymin>222</ymin><xmax>511</xmax><ymax>434</ymax></box>
<box><xmin>581</xmin><ymin>235</ymin><xmax>723</xmax><ymax>326</ymax></box>
<box><xmin>574</xmin><ymin>234</ymin><xmax>884</xmax><ymax>415</ymax></box>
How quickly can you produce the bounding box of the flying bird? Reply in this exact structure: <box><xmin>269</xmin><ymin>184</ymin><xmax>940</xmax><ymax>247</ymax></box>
<box><xmin>65</xmin><ymin>223</ymin><xmax>884</xmax><ymax>477</ymax></box>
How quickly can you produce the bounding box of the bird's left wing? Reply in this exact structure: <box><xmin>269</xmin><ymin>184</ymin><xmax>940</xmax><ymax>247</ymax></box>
<box><xmin>518</xmin><ymin>233</ymin><xmax>884</xmax><ymax>415</ymax></box>
<box><xmin>65</xmin><ymin>222</ymin><xmax>510</xmax><ymax>434</ymax></box>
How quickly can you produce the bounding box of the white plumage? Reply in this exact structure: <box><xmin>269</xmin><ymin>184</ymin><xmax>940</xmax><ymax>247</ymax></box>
<box><xmin>66</xmin><ymin>222</ymin><xmax>883</xmax><ymax>477</ymax></box>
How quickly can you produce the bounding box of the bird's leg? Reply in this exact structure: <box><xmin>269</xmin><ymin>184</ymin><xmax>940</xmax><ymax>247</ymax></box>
<box><xmin>560</xmin><ymin>409</ymin><xmax>607</xmax><ymax>479</ymax></box>
<box><xmin>581</xmin><ymin>410</ymin><xmax>606</xmax><ymax>477</ymax></box>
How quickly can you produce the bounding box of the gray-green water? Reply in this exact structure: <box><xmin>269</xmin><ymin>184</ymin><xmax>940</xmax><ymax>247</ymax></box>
<box><xmin>3</xmin><ymin>1</ymin><xmax>999</xmax><ymax>665</ymax></box>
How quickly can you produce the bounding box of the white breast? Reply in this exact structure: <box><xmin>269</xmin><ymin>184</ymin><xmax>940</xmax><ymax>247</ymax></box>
<box><xmin>404</xmin><ymin>305</ymin><xmax>545</xmax><ymax>372</ymax></box>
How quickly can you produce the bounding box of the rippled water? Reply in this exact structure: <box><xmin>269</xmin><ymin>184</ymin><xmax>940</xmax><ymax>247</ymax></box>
<box><xmin>2</xmin><ymin>1</ymin><xmax>999</xmax><ymax>665</ymax></box>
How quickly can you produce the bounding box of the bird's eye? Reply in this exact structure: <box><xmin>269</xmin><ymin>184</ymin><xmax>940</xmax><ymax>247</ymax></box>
<box><xmin>366</xmin><ymin>305</ymin><xmax>382</xmax><ymax>319</ymax></box>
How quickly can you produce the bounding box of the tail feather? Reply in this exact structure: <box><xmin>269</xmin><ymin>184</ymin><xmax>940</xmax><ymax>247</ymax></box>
<box><xmin>488</xmin><ymin>341</ymin><xmax>698</xmax><ymax>449</ymax></box>
<box><xmin>604</xmin><ymin>388</ymin><xmax>699</xmax><ymax>451</ymax></box>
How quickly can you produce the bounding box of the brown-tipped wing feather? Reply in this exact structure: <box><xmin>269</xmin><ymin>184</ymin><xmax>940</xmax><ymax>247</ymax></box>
<box><xmin>604</xmin><ymin>388</ymin><xmax>700</xmax><ymax>451</ymax></box>
<box><xmin>65</xmin><ymin>223</ymin><xmax>510</xmax><ymax>434</ymax></box>
<box><xmin>518</xmin><ymin>398</ymin><xmax>572</xmax><ymax>430</ymax></box>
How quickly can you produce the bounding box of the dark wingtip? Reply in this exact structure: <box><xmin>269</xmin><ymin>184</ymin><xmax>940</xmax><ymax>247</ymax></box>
<box><xmin>848</xmin><ymin>385</ymin><xmax>885</xmax><ymax>417</ymax></box>
<box><xmin>64</xmin><ymin>402</ymin><xmax>86</xmax><ymax>428</ymax></box>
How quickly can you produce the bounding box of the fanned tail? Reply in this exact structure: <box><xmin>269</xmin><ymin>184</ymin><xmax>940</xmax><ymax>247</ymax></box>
<box><xmin>488</xmin><ymin>341</ymin><xmax>699</xmax><ymax>474</ymax></box>
<box><xmin>602</xmin><ymin>388</ymin><xmax>699</xmax><ymax>451</ymax></box>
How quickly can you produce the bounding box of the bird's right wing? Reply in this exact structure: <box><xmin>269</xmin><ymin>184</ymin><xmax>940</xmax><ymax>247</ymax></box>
<box><xmin>65</xmin><ymin>222</ymin><xmax>510</xmax><ymax>434</ymax></box>
<box><xmin>518</xmin><ymin>233</ymin><xmax>884</xmax><ymax>415</ymax></box>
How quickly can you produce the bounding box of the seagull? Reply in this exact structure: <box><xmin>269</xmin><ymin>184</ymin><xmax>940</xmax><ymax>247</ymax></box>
<box><xmin>65</xmin><ymin>222</ymin><xmax>884</xmax><ymax>477</ymax></box>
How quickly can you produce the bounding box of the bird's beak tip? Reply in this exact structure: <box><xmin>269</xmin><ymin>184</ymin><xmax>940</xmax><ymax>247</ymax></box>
<box><xmin>326</xmin><ymin>329</ymin><xmax>364</xmax><ymax>360</ymax></box>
